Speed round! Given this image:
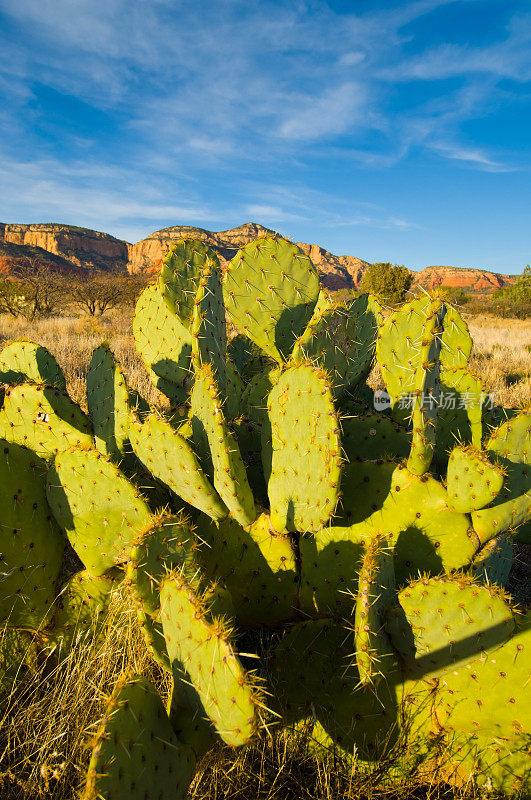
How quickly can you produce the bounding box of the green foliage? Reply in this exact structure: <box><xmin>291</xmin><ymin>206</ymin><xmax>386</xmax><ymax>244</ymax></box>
<box><xmin>359</xmin><ymin>261</ymin><xmax>413</xmax><ymax>305</ymax></box>
<box><xmin>494</xmin><ymin>264</ymin><xmax>531</xmax><ymax>304</ymax></box>
<box><xmin>435</xmin><ymin>285</ymin><xmax>470</xmax><ymax>305</ymax></box>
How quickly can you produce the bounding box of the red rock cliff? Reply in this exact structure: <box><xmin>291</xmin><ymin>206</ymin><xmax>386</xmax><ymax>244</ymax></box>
<box><xmin>0</xmin><ymin>223</ymin><xmax>129</xmax><ymax>272</ymax></box>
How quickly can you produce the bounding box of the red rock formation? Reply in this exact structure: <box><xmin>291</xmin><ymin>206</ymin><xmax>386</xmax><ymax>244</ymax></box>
<box><xmin>295</xmin><ymin>242</ymin><xmax>369</xmax><ymax>290</ymax></box>
<box><xmin>0</xmin><ymin>220</ymin><xmax>518</xmax><ymax>295</ymax></box>
<box><xmin>127</xmin><ymin>223</ymin><xmax>370</xmax><ymax>290</ymax></box>
<box><xmin>0</xmin><ymin>223</ymin><xmax>129</xmax><ymax>272</ymax></box>
<box><xmin>412</xmin><ymin>265</ymin><xmax>515</xmax><ymax>294</ymax></box>
<box><xmin>0</xmin><ymin>239</ymin><xmax>85</xmax><ymax>278</ymax></box>
<box><xmin>127</xmin><ymin>223</ymin><xmax>275</xmax><ymax>274</ymax></box>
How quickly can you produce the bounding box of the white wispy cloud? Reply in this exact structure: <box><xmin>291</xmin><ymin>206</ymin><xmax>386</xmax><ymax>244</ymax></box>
<box><xmin>277</xmin><ymin>83</ymin><xmax>367</xmax><ymax>141</ymax></box>
<box><xmin>0</xmin><ymin>0</ymin><xmax>528</xmax><ymax>244</ymax></box>
<box><xmin>431</xmin><ymin>142</ymin><xmax>517</xmax><ymax>172</ymax></box>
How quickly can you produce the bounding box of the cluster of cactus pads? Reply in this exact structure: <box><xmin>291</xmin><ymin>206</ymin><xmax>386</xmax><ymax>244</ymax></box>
<box><xmin>0</xmin><ymin>235</ymin><xmax>530</xmax><ymax>799</ymax></box>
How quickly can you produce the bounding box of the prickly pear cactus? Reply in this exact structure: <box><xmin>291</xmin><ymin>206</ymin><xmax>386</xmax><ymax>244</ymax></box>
<box><xmin>46</xmin><ymin>447</ymin><xmax>152</xmax><ymax>576</ymax></box>
<box><xmin>266</xmin><ymin>363</ymin><xmax>341</xmax><ymax>533</ymax></box>
<box><xmin>0</xmin><ymin>339</ymin><xmax>66</xmax><ymax>389</ymax></box>
<box><xmin>0</xmin><ymin>383</ymin><xmax>93</xmax><ymax>459</ymax></box>
<box><xmin>223</xmin><ymin>235</ymin><xmax>320</xmax><ymax>362</ymax></box>
<box><xmin>84</xmin><ymin>674</ymin><xmax>195</xmax><ymax>800</ymax></box>
<box><xmin>1</xmin><ymin>233</ymin><xmax>529</xmax><ymax>799</ymax></box>
<box><xmin>0</xmin><ymin>440</ymin><xmax>64</xmax><ymax>629</ymax></box>
<box><xmin>86</xmin><ymin>342</ymin><xmax>133</xmax><ymax>461</ymax></box>
<box><xmin>160</xmin><ymin>570</ymin><xmax>260</xmax><ymax>747</ymax></box>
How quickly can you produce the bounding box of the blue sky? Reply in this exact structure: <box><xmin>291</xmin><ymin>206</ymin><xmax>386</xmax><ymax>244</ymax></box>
<box><xmin>0</xmin><ymin>0</ymin><xmax>529</xmax><ymax>273</ymax></box>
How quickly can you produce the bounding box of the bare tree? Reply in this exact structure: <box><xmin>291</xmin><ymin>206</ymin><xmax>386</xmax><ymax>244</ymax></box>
<box><xmin>0</xmin><ymin>258</ymin><xmax>68</xmax><ymax>320</ymax></box>
<box><xmin>70</xmin><ymin>272</ymin><xmax>149</xmax><ymax>316</ymax></box>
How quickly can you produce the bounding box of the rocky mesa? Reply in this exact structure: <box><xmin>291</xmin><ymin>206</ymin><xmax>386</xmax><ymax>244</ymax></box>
<box><xmin>0</xmin><ymin>223</ymin><xmax>129</xmax><ymax>273</ymax></box>
<box><xmin>127</xmin><ymin>222</ymin><xmax>370</xmax><ymax>290</ymax></box>
<box><xmin>0</xmin><ymin>220</ymin><xmax>518</xmax><ymax>293</ymax></box>
<box><xmin>412</xmin><ymin>265</ymin><xmax>514</xmax><ymax>293</ymax></box>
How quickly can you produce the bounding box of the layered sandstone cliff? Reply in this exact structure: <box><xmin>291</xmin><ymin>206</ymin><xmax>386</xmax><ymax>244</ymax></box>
<box><xmin>128</xmin><ymin>222</ymin><xmax>370</xmax><ymax>290</ymax></box>
<box><xmin>0</xmin><ymin>223</ymin><xmax>129</xmax><ymax>272</ymax></box>
<box><xmin>0</xmin><ymin>239</ymin><xmax>85</xmax><ymax>278</ymax></box>
<box><xmin>0</xmin><ymin>220</ymin><xmax>518</xmax><ymax>294</ymax></box>
<box><xmin>412</xmin><ymin>265</ymin><xmax>515</xmax><ymax>293</ymax></box>
<box><xmin>127</xmin><ymin>223</ymin><xmax>275</xmax><ymax>275</ymax></box>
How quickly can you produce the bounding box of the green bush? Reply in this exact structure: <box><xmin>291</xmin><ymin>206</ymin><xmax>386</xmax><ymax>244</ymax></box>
<box><xmin>359</xmin><ymin>262</ymin><xmax>412</xmax><ymax>305</ymax></box>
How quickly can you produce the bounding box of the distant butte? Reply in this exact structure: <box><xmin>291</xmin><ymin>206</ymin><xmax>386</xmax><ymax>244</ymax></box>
<box><xmin>0</xmin><ymin>221</ymin><xmax>517</xmax><ymax>294</ymax></box>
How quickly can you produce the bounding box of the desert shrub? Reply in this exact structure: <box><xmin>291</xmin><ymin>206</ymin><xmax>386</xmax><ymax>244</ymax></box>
<box><xmin>359</xmin><ymin>262</ymin><xmax>412</xmax><ymax>305</ymax></box>
<box><xmin>433</xmin><ymin>286</ymin><xmax>470</xmax><ymax>306</ymax></box>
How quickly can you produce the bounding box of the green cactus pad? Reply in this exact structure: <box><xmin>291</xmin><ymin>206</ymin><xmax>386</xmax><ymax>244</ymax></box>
<box><xmin>0</xmin><ymin>627</ymin><xmax>37</xmax><ymax>693</ymax></box>
<box><xmin>441</xmin><ymin>730</ymin><xmax>531</xmax><ymax>796</ymax></box>
<box><xmin>341</xmin><ymin>412</ymin><xmax>410</xmax><ymax>463</ymax></box>
<box><xmin>227</xmin><ymin>334</ymin><xmax>263</xmax><ymax>376</ymax></box>
<box><xmin>266</xmin><ymin>364</ymin><xmax>341</xmax><ymax>533</ymax></box>
<box><xmin>446</xmin><ymin>445</ymin><xmax>504</xmax><ymax>513</ymax></box>
<box><xmin>0</xmin><ymin>441</ymin><xmax>64</xmax><ymax>629</ymax></box>
<box><xmin>435</xmin><ymin>612</ymin><xmax>530</xmax><ymax>739</ymax></box>
<box><xmin>190</xmin><ymin>365</ymin><xmax>256</xmax><ymax>527</ymax></box>
<box><xmin>436</xmin><ymin>366</ymin><xmax>484</xmax><ymax>461</ymax></box>
<box><xmin>470</xmin><ymin>532</ymin><xmax>513</xmax><ymax>588</ymax></box>
<box><xmin>339</xmin><ymin>461</ymin><xmax>478</xmax><ymax>584</ymax></box>
<box><xmin>159</xmin><ymin>238</ymin><xmax>215</xmax><ymax>324</ymax></box>
<box><xmin>241</xmin><ymin>366</ymin><xmax>281</xmax><ymax>427</ymax></box>
<box><xmin>129</xmin><ymin>413</ymin><xmax>227</xmax><ymax>520</ymax></box>
<box><xmin>86</xmin><ymin>343</ymin><xmax>133</xmax><ymax>460</ymax></box>
<box><xmin>160</xmin><ymin>572</ymin><xmax>260</xmax><ymax>746</ymax></box>
<box><xmin>298</xmin><ymin>521</ymin><xmax>371</xmax><ymax>619</ymax></box>
<box><xmin>168</xmin><ymin>659</ymin><xmax>219</xmax><ymax>757</ymax></box>
<box><xmin>439</xmin><ymin>304</ymin><xmax>473</xmax><ymax>369</ymax></box>
<box><xmin>191</xmin><ymin>256</ymin><xmax>228</xmax><ymax>399</ymax></box>
<box><xmin>395</xmin><ymin>674</ymin><xmax>438</xmax><ymax>748</ymax></box>
<box><xmin>127</xmin><ymin>515</ymin><xmax>201</xmax><ymax>670</ymax></box>
<box><xmin>224</xmin><ymin>359</ymin><xmax>244</xmax><ymax>420</ymax></box>
<box><xmin>375</xmin><ymin>296</ymin><xmax>444</xmax><ymax>406</ymax></box>
<box><xmin>472</xmin><ymin>409</ymin><xmax>531</xmax><ymax>544</ymax></box>
<box><xmin>270</xmin><ymin>619</ymin><xmax>400</xmax><ymax>760</ymax></box>
<box><xmin>406</xmin><ymin>303</ymin><xmax>445</xmax><ymax>476</ymax></box>
<box><xmin>129</xmin><ymin>516</ymin><xmax>199</xmax><ymax>617</ymax></box>
<box><xmin>291</xmin><ymin>293</ymin><xmax>382</xmax><ymax>397</ymax></box>
<box><xmin>387</xmin><ymin>576</ymin><xmax>516</xmax><ymax>680</ymax></box>
<box><xmin>194</xmin><ymin>512</ymin><xmax>299</xmax><ymax>627</ymax></box>
<box><xmin>270</xmin><ymin>619</ymin><xmax>353</xmax><ymax>723</ymax></box>
<box><xmin>231</xmin><ymin>417</ymin><xmax>268</xmax><ymax>505</ymax></box>
<box><xmin>47</xmin><ymin>448</ymin><xmax>152</xmax><ymax>576</ymax></box>
<box><xmin>0</xmin><ymin>383</ymin><xmax>93</xmax><ymax>460</ymax></box>
<box><xmin>51</xmin><ymin>569</ymin><xmax>121</xmax><ymax>651</ymax></box>
<box><xmin>473</xmin><ymin>493</ymin><xmax>531</xmax><ymax>546</ymax></box>
<box><xmin>0</xmin><ymin>339</ymin><xmax>66</xmax><ymax>388</ymax></box>
<box><xmin>353</xmin><ymin>535</ymin><xmax>395</xmax><ymax>685</ymax></box>
<box><xmin>83</xmin><ymin>674</ymin><xmax>195</xmax><ymax>800</ymax></box>
<box><xmin>133</xmin><ymin>283</ymin><xmax>192</xmax><ymax>403</ymax></box>
<box><xmin>223</xmin><ymin>236</ymin><xmax>320</xmax><ymax>362</ymax></box>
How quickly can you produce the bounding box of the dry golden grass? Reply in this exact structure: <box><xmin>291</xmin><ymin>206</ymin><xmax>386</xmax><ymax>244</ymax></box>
<box><xmin>0</xmin><ymin>590</ymin><xmax>170</xmax><ymax>800</ymax></box>
<box><xmin>0</xmin><ymin>310</ymin><xmax>167</xmax><ymax>410</ymax></box>
<box><xmin>467</xmin><ymin>315</ymin><xmax>531</xmax><ymax>408</ymax></box>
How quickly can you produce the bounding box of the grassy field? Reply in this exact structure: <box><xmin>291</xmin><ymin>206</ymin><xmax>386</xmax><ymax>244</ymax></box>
<box><xmin>0</xmin><ymin>308</ymin><xmax>529</xmax><ymax>800</ymax></box>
